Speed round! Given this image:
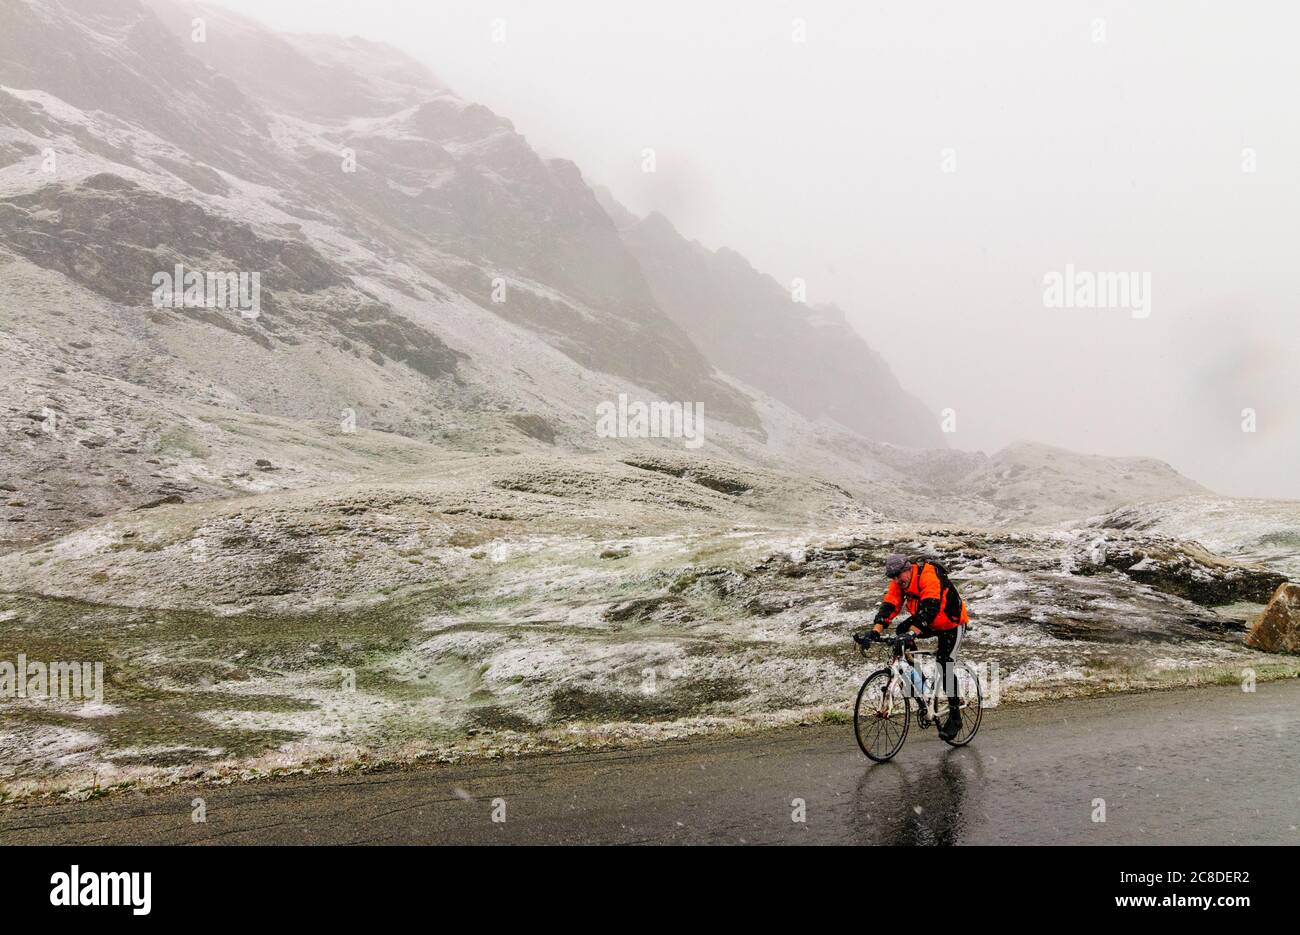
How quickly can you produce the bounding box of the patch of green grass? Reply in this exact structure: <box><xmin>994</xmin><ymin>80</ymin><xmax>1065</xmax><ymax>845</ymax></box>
<box><xmin>1082</xmin><ymin>655</ymin><xmax>1128</xmax><ymax>671</ymax></box>
<box><xmin>155</xmin><ymin>425</ymin><xmax>209</xmax><ymax>460</ymax></box>
<box><xmin>465</xmin><ymin>704</ymin><xmax>536</xmax><ymax>733</ymax></box>
<box><xmin>549</xmin><ymin>676</ymin><xmax>747</xmax><ymax>723</ymax></box>
<box><xmin>0</xmin><ymin>590</ymin><xmax>476</xmax><ymax>773</ymax></box>
<box><xmin>7</xmin><ymin>702</ymin><xmax>303</xmax><ymax>765</ymax></box>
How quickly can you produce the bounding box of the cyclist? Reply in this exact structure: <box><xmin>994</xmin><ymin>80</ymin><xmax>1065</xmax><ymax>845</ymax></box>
<box><xmin>857</xmin><ymin>553</ymin><xmax>969</xmax><ymax>740</ymax></box>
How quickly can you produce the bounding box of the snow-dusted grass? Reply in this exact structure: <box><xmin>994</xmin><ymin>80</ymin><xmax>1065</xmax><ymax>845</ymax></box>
<box><xmin>3</xmin><ymin>514</ymin><xmax>1294</xmax><ymax>802</ymax></box>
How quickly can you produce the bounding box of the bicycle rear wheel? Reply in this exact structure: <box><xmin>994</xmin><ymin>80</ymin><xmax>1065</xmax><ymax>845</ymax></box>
<box><xmin>935</xmin><ymin>661</ymin><xmax>982</xmax><ymax>747</ymax></box>
<box><xmin>854</xmin><ymin>668</ymin><xmax>909</xmax><ymax>762</ymax></box>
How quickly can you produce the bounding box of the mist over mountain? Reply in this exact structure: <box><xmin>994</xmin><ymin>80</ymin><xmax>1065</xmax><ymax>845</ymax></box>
<box><xmin>605</xmin><ymin>194</ymin><xmax>943</xmax><ymax>449</ymax></box>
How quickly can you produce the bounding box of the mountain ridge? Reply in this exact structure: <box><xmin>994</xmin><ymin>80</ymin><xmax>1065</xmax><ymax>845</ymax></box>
<box><xmin>0</xmin><ymin>0</ymin><xmax>1211</xmax><ymax>554</ymax></box>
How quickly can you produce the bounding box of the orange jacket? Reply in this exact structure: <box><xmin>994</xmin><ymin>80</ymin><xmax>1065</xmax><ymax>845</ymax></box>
<box><xmin>879</xmin><ymin>562</ymin><xmax>968</xmax><ymax>631</ymax></box>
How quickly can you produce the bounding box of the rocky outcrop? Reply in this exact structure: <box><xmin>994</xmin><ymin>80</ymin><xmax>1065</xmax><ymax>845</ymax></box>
<box><xmin>1089</xmin><ymin>497</ymin><xmax>1300</xmax><ymax>580</ymax></box>
<box><xmin>1246</xmin><ymin>583</ymin><xmax>1300</xmax><ymax>653</ymax></box>
<box><xmin>1067</xmin><ymin>532</ymin><xmax>1286</xmax><ymax>606</ymax></box>
<box><xmin>0</xmin><ymin>175</ymin><xmax>342</xmax><ymax>303</ymax></box>
<box><xmin>0</xmin><ymin>175</ymin><xmax>461</xmax><ymax>379</ymax></box>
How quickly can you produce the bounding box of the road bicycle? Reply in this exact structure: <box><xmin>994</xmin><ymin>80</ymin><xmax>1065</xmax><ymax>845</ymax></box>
<box><xmin>852</xmin><ymin>629</ymin><xmax>982</xmax><ymax>762</ymax></box>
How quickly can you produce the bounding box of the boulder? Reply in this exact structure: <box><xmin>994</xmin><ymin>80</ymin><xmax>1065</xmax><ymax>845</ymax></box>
<box><xmin>1246</xmin><ymin>583</ymin><xmax>1300</xmax><ymax>653</ymax></box>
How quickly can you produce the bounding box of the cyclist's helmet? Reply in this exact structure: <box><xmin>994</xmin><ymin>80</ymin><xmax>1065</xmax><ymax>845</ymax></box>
<box><xmin>884</xmin><ymin>553</ymin><xmax>910</xmax><ymax>578</ymax></box>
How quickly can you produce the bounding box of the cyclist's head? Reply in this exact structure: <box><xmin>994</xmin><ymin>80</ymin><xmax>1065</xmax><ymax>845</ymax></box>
<box><xmin>884</xmin><ymin>553</ymin><xmax>910</xmax><ymax>582</ymax></box>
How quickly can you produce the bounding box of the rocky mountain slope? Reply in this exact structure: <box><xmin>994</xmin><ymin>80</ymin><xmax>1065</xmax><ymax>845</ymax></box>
<box><xmin>1</xmin><ymin>0</ymin><xmax>755</xmax><ymax>437</ymax></box>
<box><xmin>147</xmin><ymin>0</ymin><xmax>762</xmax><ymax>429</ymax></box>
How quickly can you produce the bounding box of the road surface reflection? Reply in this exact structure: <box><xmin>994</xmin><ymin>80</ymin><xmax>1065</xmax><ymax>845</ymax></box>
<box><xmin>851</xmin><ymin>745</ymin><xmax>986</xmax><ymax>845</ymax></box>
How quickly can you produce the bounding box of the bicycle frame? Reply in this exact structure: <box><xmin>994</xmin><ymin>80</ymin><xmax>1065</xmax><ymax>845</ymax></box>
<box><xmin>881</xmin><ymin>645</ymin><xmax>968</xmax><ymax>720</ymax></box>
<box><xmin>888</xmin><ymin>648</ymin><xmax>941</xmax><ymax>719</ymax></box>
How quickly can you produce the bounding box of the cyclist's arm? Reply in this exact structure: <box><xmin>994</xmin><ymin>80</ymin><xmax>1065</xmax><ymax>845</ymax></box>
<box><xmin>871</xmin><ymin>580</ymin><xmax>903</xmax><ymax>634</ymax></box>
<box><xmin>906</xmin><ymin>600</ymin><xmax>941</xmax><ymax>633</ymax></box>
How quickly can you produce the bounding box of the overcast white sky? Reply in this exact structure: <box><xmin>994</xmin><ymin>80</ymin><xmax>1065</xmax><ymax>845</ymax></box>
<box><xmin>212</xmin><ymin>0</ymin><xmax>1300</xmax><ymax>498</ymax></box>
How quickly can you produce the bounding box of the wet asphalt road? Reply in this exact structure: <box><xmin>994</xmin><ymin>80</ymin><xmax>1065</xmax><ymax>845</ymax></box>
<box><xmin>3</xmin><ymin>680</ymin><xmax>1298</xmax><ymax>845</ymax></box>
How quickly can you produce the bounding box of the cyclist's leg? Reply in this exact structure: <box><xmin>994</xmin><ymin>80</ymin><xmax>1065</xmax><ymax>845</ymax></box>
<box><xmin>942</xmin><ymin>624</ymin><xmax>964</xmax><ymax>691</ymax></box>
<box><xmin>936</xmin><ymin>626</ymin><xmax>962</xmax><ymax>725</ymax></box>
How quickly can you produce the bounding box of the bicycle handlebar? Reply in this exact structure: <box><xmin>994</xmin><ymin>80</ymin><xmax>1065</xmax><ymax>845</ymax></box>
<box><xmin>855</xmin><ymin>631</ymin><xmax>926</xmax><ymax>656</ymax></box>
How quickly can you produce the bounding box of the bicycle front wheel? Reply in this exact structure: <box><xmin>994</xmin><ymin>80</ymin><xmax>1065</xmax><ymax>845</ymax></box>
<box><xmin>854</xmin><ymin>668</ymin><xmax>909</xmax><ymax>762</ymax></box>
